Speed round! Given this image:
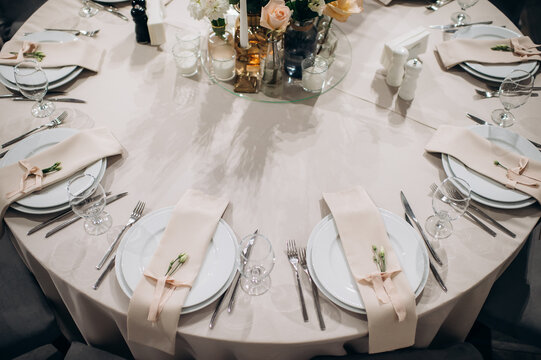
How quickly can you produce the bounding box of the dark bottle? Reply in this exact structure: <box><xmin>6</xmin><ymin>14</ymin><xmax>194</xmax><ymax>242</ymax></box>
<box><xmin>130</xmin><ymin>5</ymin><xmax>150</xmax><ymax>44</ymax></box>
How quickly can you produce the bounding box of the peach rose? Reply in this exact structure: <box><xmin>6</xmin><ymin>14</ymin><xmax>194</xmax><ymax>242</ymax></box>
<box><xmin>260</xmin><ymin>0</ymin><xmax>292</xmax><ymax>32</ymax></box>
<box><xmin>323</xmin><ymin>0</ymin><xmax>363</xmax><ymax>22</ymax></box>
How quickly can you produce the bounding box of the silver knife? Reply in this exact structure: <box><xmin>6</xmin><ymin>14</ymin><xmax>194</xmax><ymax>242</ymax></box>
<box><xmin>429</xmin><ymin>21</ymin><xmax>493</xmax><ymax>30</ymax></box>
<box><xmin>208</xmin><ymin>291</ymin><xmax>227</xmax><ymax>329</ymax></box>
<box><xmin>0</xmin><ymin>91</ymin><xmax>66</xmax><ymax>99</ymax></box>
<box><xmin>405</xmin><ymin>213</ymin><xmax>447</xmax><ymax>292</ymax></box>
<box><xmin>467</xmin><ymin>203</ymin><xmax>516</xmax><ymax>238</ymax></box>
<box><xmin>400</xmin><ymin>191</ymin><xmax>443</xmax><ymax>265</ymax></box>
<box><xmin>13</xmin><ymin>97</ymin><xmax>86</xmax><ymax>104</ymax></box>
<box><xmin>45</xmin><ymin>192</ymin><xmax>128</xmax><ymax>237</ymax></box>
<box><xmin>227</xmin><ymin>229</ymin><xmax>258</xmax><ymax>313</ymax></box>
<box><xmin>28</xmin><ymin>191</ymin><xmax>112</xmax><ymax>235</ymax></box>
<box><xmin>93</xmin><ymin>255</ymin><xmax>116</xmax><ymax>290</ymax></box>
<box><xmin>467</xmin><ymin>113</ymin><xmax>541</xmax><ymax>149</ymax></box>
<box><xmin>88</xmin><ymin>0</ymin><xmax>129</xmax><ymax>21</ymax></box>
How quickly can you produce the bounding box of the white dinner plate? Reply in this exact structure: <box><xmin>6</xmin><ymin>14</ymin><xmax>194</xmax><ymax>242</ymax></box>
<box><xmin>454</xmin><ymin>25</ymin><xmax>538</xmax><ymax>80</ymax></box>
<box><xmin>116</xmin><ymin>207</ymin><xmax>238</xmax><ymax>313</ymax></box>
<box><xmin>0</xmin><ymin>31</ymin><xmax>78</xmax><ymax>84</ymax></box>
<box><xmin>461</xmin><ymin>60</ymin><xmax>539</xmax><ymax>84</ymax></box>
<box><xmin>0</xmin><ymin>65</ymin><xmax>84</xmax><ymax>91</ymax></box>
<box><xmin>444</xmin><ymin>125</ymin><xmax>540</xmax><ymax>205</ymax></box>
<box><xmin>307</xmin><ymin>210</ymin><xmax>429</xmax><ymax>313</ymax></box>
<box><xmin>0</xmin><ymin>128</ymin><xmax>105</xmax><ymax>209</ymax></box>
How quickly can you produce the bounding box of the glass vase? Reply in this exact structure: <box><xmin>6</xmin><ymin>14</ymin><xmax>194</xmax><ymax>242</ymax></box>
<box><xmin>284</xmin><ymin>19</ymin><xmax>318</xmax><ymax>79</ymax></box>
<box><xmin>208</xmin><ymin>18</ymin><xmax>233</xmax><ymax>57</ymax></box>
<box><xmin>261</xmin><ymin>33</ymin><xmax>283</xmax><ymax>97</ymax></box>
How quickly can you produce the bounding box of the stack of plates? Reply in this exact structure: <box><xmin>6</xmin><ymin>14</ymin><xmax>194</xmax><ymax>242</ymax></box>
<box><xmin>115</xmin><ymin>207</ymin><xmax>239</xmax><ymax>314</ymax></box>
<box><xmin>0</xmin><ymin>31</ymin><xmax>83</xmax><ymax>91</ymax></box>
<box><xmin>453</xmin><ymin>25</ymin><xmax>539</xmax><ymax>83</ymax></box>
<box><xmin>306</xmin><ymin>210</ymin><xmax>429</xmax><ymax>314</ymax></box>
<box><xmin>0</xmin><ymin>128</ymin><xmax>106</xmax><ymax>215</ymax></box>
<box><xmin>442</xmin><ymin>125</ymin><xmax>541</xmax><ymax>209</ymax></box>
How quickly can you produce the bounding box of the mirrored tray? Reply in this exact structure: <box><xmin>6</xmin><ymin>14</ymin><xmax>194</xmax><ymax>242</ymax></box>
<box><xmin>201</xmin><ymin>24</ymin><xmax>352</xmax><ymax>103</ymax></box>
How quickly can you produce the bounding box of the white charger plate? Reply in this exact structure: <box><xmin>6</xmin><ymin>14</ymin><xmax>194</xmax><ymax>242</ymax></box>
<box><xmin>0</xmin><ymin>31</ymin><xmax>78</xmax><ymax>84</ymax></box>
<box><xmin>454</xmin><ymin>25</ymin><xmax>538</xmax><ymax>80</ymax></box>
<box><xmin>0</xmin><ymin>66</ymin><xmax>83</xmax><ymax>91</ymax></box>
<box><xmin>0</xmin><ymin>128</ymin><xmax>104</xmax><ymax>209</ymax></box>
<box><xmin>116</xmin><ymin>207</ymin><xmax>238</xmax><ymax>313</ymax></box>
<box><xmin>307</xmin><ymin>210</ymin><xmax>429</xmax><ymax>313</ymax></box>
<box><xmin>444</xmin><ymin>125</ymin><xmax>540</xmax><ymax>205</ymax></box>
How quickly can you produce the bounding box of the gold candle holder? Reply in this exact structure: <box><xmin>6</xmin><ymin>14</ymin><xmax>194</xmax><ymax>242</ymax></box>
<box><xmin>233</xmin><ymin>15</ymin><xmax>267</xmax><ymax>93</ymax></box>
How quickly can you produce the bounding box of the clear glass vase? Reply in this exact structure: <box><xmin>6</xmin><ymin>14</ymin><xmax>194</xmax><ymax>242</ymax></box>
<box><xmin>284</xmin><ymin>19</ymin><xmax>318</xmax><ymax>79</ymax></box>
<box><xmin>208</xmin><ymin>18</ymin><xmax>233</xmax><ymax>57</ymax></box>
<box><xmin>261</xmin><ymin>33</ymin><xmax>283</xmax><ymax>97</ymax></box>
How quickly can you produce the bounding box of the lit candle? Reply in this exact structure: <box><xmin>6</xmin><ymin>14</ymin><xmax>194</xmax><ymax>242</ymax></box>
<box><xmin>212</xmin><ymin>45</ymin><xmax>236</xmax><ymax>81</ymax></box>
<box><xmin>239</xmin><ymin>0</ymin><xmax>248</xmax><ymax>48</ymax></box>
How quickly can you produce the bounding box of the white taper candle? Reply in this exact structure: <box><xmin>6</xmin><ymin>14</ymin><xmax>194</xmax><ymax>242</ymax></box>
<box><xmin>239</xmin><ymin>0</ymin><xmax>249</xmax><ymax>48</ymax></box>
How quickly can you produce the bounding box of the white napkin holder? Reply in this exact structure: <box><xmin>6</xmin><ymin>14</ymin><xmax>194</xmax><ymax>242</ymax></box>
<box><xmin>146</xmin><ymin>0</ymin><xmax>166</xmax><ymax>45</ymax></box>
<box><xmin>381</xmin><ymin>27</ymin><xmax>430</xmax><ymax>71</ymax></box>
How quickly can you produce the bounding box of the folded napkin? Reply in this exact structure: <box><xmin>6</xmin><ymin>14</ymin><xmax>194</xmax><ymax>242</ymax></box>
<box><xmin>323</xmin><ymin>186</ymin><xmax>417</xmax><ymax>353</ymax></box>
<box><xmin>425</xmin><ymin>125</ymin><xmax>541</xmax><ymax>202</ymax></box>
<box><xmin>436</xmin><ymin>36</ymin><xmax>541</xmax><ymax>69</ymax></box>
<box><xmin>127</xmin><ymin>190</ymin><xmax>228</xmax><ymax>355</ymax></box>
<box><xmin>0</xmin><ymin>128</ymin><xmax>123</xmax><ymax>230</ymax></box>
<box><xmin>0</xmin><ymin>40</ymin><xmax>105</xmax><ymax>72</ymax></box>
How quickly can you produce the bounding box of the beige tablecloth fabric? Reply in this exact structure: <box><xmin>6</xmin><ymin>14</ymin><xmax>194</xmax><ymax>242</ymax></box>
<box><xmin>2</xmin><ymin>0</ymin><xmax>541</xmax><ymax>359</ymax></box>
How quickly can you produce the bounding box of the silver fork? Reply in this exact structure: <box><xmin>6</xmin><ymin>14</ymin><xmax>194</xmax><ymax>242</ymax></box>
<box><xmin>298</xmin><ymin>248</ymin><xmax>325</xmax><ymax>330</ymax></box>
<box><xmin>429</xmin><ymin>183</ymin><xmax>496</xmax><ymax>237</ymax></box>
<box><xmin>286</xmin><ymin>240</ymin><xmax>308</xmax><ymax>322</ymax></box>
<box><xmin>2</xmin><ymin>111</ymin><xmax>66</xmax><ymax>148</ymax></box>
<box><xmin>96</xmin><ymin>201</ymin><xmax>145</xmax><ymax>270</ymax></box>
<box><xmin>44</xmin><ymin>28</ymin><xmax>100</xmax><ymax>37</ymax></box>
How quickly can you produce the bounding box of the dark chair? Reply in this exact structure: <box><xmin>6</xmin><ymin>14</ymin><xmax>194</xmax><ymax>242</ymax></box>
<box><xmin>12</xmin><ymin>344</ymin><xmax>63</xmax><ymax>360</ymax></box>
<box><xmin>0</xmin><ymin>0</ymin><xmax>47</xmax><ymax>43</ymax></box>
<box><xmin>0</xmin><ymin>231</ymin><xmax>63</xmax><ymax>359</ymax></box>
<box><xmin>64</xmin><ymin>342</ymin><xmax>128</xmax><ymax>360</ymax></box>
<box><xmin>311</xmin><ymin>343</ymin><xmax>483</xmax><ymax>360</ymax></box>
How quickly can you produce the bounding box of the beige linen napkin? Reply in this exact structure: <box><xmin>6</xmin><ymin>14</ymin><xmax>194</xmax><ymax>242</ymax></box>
<box><xmin>127</xmin><ymin>190</ymin><xmax>228</xmax><ymax>355</ymax></box>
<box><xmin>323</xmin><ymin>186</ymin><xmax>417</xmax><ymax>353</ymax></box>
<box><xmin>436</xmin><ymin>36</ymin><xmax>541</xmax><ymax>69</ymax></box>
<box><xmin>0</xmin><ymin>40</ymin><xmax>105</xmax><ymax>72</ymax></box>
<box><xmin>0</xmin><ymin>128</ymin><xmax>123</xmax><ymax>229</ymax></box>
<box><xmin>425</xmin><ymin>125</ymin><xmax>541</xmax><ymax>202</ymax></box>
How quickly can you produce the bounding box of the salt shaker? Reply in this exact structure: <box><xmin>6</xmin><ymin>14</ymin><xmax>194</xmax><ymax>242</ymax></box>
<box><xmin>386</xmin><ymin>46</ymin><xmax>408</xmax><ymax>87</ymax></box>
<box><xmin>398</xmin><ymin>58</ymin><xmax>422</xmax><ymax>101</ymax></box>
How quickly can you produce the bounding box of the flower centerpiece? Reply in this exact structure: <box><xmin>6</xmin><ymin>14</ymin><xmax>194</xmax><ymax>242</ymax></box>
<box><xmin>188</xmin><ymin>0</ymin><xmax>232</xmax><ymax>52</ymax></box>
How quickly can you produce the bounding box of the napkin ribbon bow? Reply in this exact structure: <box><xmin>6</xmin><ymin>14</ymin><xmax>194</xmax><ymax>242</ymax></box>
<box><xmin>357</xmin><ymin>267</ymin><xmax>406</xmax><ymax>321</ymax></box>
<box><xmin>510</xmin><ymin>37</ymin><xmax>541</xmax><ymax>57</ymax></box>
<box><xmin>143</xmin><ymin>271</ymin><xmax>192</xmax><ymax>322</ymax></box>
<box><xmin>6</xmin><ymin>160</ymin><xmax>44</xmax><ymax>199</ymax></box>
<box><xmin>504</xmin><ymin>157</ymin><xmax>541</xmax><ymax>189</ymax></box>
<box><xmin>0</xmin><ymin>41</ymin><xmax>39</xmax><ymax>61</ymax></box>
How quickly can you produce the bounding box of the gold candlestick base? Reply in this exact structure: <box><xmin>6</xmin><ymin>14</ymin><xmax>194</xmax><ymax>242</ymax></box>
<box><xmin>233</xmin><ymin>14</ymin><xmax>266</xmax><ymax>93</ymax></box>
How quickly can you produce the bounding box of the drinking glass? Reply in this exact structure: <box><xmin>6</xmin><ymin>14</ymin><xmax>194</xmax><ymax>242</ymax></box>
<box><xmin>425</xmin><ymin>177</ymin><xmax>471</xmax><ymax>239</ymax></box>
<box><xmin>451</xmin><ymin>0</ymin><xmax>480</xmax><ymax>24</ymax></box>
<box><xmin>491</xmin><ymin>70</ymin><xmax>534</xmax><ymax>127</ymax></box>
<box><xmin>67</xmin><ymin>174</ymin><xmax>112</xmax><ymax>236</ymax></box>
<box><xmin>14</xmin><ymin>60</ymin><xmax>55</xmax><ymax>118</ymax></box>
<box><xmin>79</xmin><ymin>0</ymin><xmax>98</xmax><ymax>17</ymax></box>
<box><xmin>239</xmin><ymin>233</ymin><xmax>275</xmax><ymax>296</ymax></box>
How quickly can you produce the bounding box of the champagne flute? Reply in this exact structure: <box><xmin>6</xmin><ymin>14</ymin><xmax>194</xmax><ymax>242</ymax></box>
<box><xmin>239</xmin><ymin>233</ymin><xmax>275</xmax><ymax>296</ymax></box>
<box><xmin>67</xmin><ymin>174</ymin><xmax>112</xmax><ymax>236</ymax></box>
<box><xmin>79</xmin><ymin>0</ymin><xmax>98</xmax><ymax>17</ymax></box>
<box><xmin>14</xmin><ymin>60</ymin><xmax>55</xmax><ymax>118</ymax></box>
<box><xmin>451</xmin><ymin>0</ymin><xmax>480</xmax><ymax>24</ymax></box>
<box><xmin>491</xmin><ymin>70</ymin><xmax>534</xmax><ymax>127</ymax></box>
<box><xmin>425</xmin><ymin>177</ymin><xmax>471</xmax><ymax>239</ymax></box>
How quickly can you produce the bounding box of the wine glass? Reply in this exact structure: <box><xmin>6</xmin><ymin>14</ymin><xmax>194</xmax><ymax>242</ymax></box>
<box><xmin>79</xmin><ymin>0</ymin><xmax>98</xmax><ymax>17</ymax></box>
<box><xmin>14</xmin><ymin>60</ymin><xmax>55</xmax><ymax>118</ymax></box>
<box><xmin>451</xmin><ymin>0</ymin><xmax>480</xmax><ymax>24</ymax></box>
<box><xmin>239</xmin><ymin>233</ymin><xmax>275</xmax><ymax>296</ymax></box>
<box><xmin>491</xmin><ymin>70</ymin><xmax>534</xmax><ymax>127</ymax></box>
<box><xmin>425</xmin><ymin>177</ymin><xmax>471</xmax><ymax>239</ymax></box>
<box><xmin>67</xmin><ymin>174</ymin><xmax>112</xmax><ymax>236</ymax></box>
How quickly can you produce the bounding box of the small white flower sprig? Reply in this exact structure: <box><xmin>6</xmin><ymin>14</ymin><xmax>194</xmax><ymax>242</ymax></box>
<box><xmin>165</xmin><ymin>252</ymin><xmax>188</xmax><ymax>277</ymax></box>
<box><xmin>371</xmin><ymin>245</ymin><xmax>386</xmax><ymax>272</ymax></box>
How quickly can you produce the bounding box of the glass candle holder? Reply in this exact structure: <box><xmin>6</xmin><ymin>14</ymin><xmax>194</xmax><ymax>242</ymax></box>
<box><xmin>302</xmin><ymin>56</ymin><xmax>328</xmax><ymax>93</ymax></box>
<box><xmin>172</xmin><ymin>43</ymin><xmax>198</xmax><ymax>77</ymax></box>
<box><xmin>175</xmin><ymin>30</ymin><xmax>201</xmax><ymax>56</ymax></box>
<box><xmin>211</xmin><ymin>44</ymin><xmax>236</xmax><ymax>81</ymax></box>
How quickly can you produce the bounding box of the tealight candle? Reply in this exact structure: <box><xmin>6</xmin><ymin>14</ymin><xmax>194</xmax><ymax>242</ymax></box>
<box><xmin>172</xmin><ymin>44</ymin><xmax>198</xmax><ymax>77</ymax></box>
<box><xmin>302</xmin><ymin>56</ymin><xmax>328</xmax><ymax>93</ymax></box>
<box><xmin>211</xmin><ymin>45</ymin><xmax>236</xmax><ymax>81</ymax></box>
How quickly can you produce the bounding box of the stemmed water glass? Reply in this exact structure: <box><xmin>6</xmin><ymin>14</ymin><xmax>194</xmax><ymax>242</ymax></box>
<box><xmin>451</xmin><ymin>0</ymin><xmax>480</xmax><ymax>24</ymax></box>
<box><xmin>79</xmin><ymin>0</ymin><xmax>98</xmax><ymax>17</ymax></box>
<box><xmin>239</xmin><ymin>233</ymin><xmax>275</xmax><ymax>296</ymax></box>
<box><xmin>425</xmin><ymin>177</ymin><xmax>471</xmax><ymax>239</ymax></box>
<box><xmin>14</xmin><ymin>60</ymin><xmax>55</xmax><ymax>118</ymax></box>
<box><xmin>67</xmin><ymin>174</ymin><xmax>112</xmax><ymax>236</ymax></box>
<box><xmin>491</xmin><ymin>69</ymin><xmax>534</xmax><ymax>127</ymax></box>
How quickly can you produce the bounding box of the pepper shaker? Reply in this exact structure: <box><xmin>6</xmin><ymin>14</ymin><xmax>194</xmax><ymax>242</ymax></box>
<box><xmin>386</xmin><ymin>46</ymin><xmax>408</xmax><ymax>87</ymax></box>
<box><xmin>398</xmin><ymin>58</ymin><xmax>422</xmax><ymax>101</ymax></box>
<box><xmin>131</xmin><ymin>4</ymin><xmax>150</xmax><ymax>44</ymax></box>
